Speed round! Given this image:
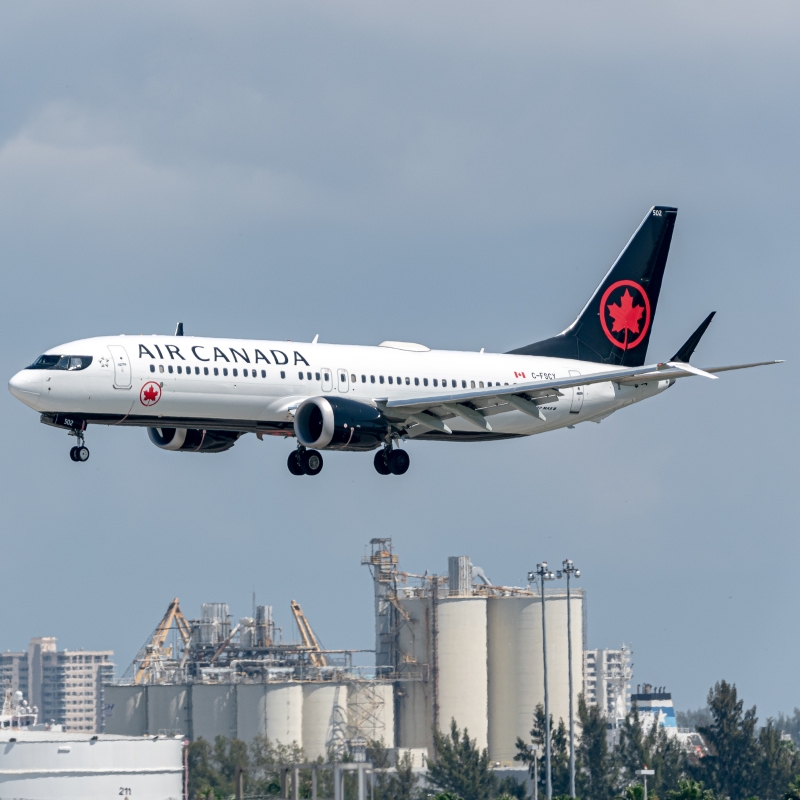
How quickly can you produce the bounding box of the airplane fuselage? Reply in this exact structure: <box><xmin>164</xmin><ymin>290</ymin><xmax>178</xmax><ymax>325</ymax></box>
<box><xmin>9</xmin><ymin>334</ymin><xmax>670</xmax><ymax>442</ymax></box>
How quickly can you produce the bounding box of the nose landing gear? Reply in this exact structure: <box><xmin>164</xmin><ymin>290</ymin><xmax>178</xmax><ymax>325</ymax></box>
<box><xmin>68</xmin><ymin>431</ymin><xmax>90</xmax><ymax>463</ymax></box>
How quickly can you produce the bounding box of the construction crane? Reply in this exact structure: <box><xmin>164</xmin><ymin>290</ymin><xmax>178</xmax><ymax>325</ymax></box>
<box><xmin>290</xmin><ymin>600</ymin><xmax>327</xmax><ymax>667</ymax></box>
<box><xmin>133</xmin><ymin>598</ymin><xmax>192</xmax><ymax>685</ymax></box>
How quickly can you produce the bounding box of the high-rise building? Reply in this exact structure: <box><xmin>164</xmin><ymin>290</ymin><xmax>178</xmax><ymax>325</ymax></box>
<box><xmin>1</xmin><ymin>639</ymin><xmax>113</xmax><ymax>732</ymax></box>
<box><xmin>583</xmin><ymin>645</ymin><xmax>632</xmax><ymax>723</ymax></box>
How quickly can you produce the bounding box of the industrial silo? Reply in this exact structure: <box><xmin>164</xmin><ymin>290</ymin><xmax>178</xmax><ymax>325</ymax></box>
<box><xmin>436</xmin><ymin>596</ymin><xmax>488</xmax><ymax>750</ymax></box>
<box><xmin>147</xmin><ymin>684</ymin><xmax>191</xmax><ymax>737</ymax></box>
<box><xmin>302</xmin><ymin>683</ymin><xmax>348</xmax><ymax>760</ymax></box>
<box><xmin>191</xmin><ymin>684</ymin><xmax>237</xmax><ymax>742</ymax></box>
<box><xmin>347</xmin><ymin>681</ymin><xmax>395</xmax><ymax>747</ymax></box>
<box><xmin>487</xmin><ymin>591</ymin><xmax>583</xmax><ymax>764</ymax></box>
<box><xmin>237</xmin><ymin>684</ymin><xmax>304</xmax><ymax>746</ymax></box>
<box><xmin>104</xmin><ymin>685</ymin><xmax>146</xmax><ymax>736</ymax></box>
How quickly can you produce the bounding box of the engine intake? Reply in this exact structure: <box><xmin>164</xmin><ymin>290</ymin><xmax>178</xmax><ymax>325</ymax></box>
<box><xmin>294</xmin><ymin>397</ymin><xmax>386</xmax><ymax>451</ymax></box>
<box><xmin>147</xmin><ymin>428</ymin><xmax>240</xmax><ymax>453</ymax></box>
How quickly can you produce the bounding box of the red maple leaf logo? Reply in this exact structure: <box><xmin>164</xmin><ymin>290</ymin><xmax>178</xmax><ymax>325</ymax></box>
<box><xmin>140</xmin><ymin>382</ymin><xmax>161</xmax><ymax>405</ymax></box>
<box><xmin>606</xmin><ymin>289</ymin><xmax>644</xmax><ymax>336</ymax></box>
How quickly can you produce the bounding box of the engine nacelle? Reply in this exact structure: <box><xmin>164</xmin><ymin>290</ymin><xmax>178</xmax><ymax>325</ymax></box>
<box><xmin>294</xmin><ymin>397</ymin><xmax>386</xmax><ymax>451</ymax></box>
<box><xmin>147</xmin><ymin>427</ymin><xmax>240</xmax><ymax>453</ymax></box>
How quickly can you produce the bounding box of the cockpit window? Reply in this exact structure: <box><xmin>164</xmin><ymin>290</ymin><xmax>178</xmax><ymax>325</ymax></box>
<box><xmin>28</xmin><ymin>355</ymin><xmax>93</xmax><ymax>371</ymax></box>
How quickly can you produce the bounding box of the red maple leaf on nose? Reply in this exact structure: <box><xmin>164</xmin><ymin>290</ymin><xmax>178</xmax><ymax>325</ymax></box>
<box><xmin>143</xmin><ymin>385</ymin><xmax>159</xmax><ymax>402</ymax></box>
<box><xmin>606</xmin><ymin>289</ymin><xmax>644</xmax><ymax>335</ymax></box>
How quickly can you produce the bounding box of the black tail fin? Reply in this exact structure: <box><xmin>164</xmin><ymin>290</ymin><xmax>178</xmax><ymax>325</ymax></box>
<box><xmin>508</xmin><ymin>206</ymin><xmax>678</xmax><ymax>367</ymax></box>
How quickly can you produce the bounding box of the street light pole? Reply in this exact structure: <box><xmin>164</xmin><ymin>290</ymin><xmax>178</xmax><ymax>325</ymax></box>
<box><xmin>529</xmin><ymin>563</ymin><xmax>556</xmax><ymax>800</ymax></box>
<box><xmin>635</xmin><ymin>768</ymin><xmax>655</xmax><ymax>800</ymax></box>
<box><xmin>558</xmin><ymin>560</ymin><xmax>580</xmax><ymax>799</ymax></box>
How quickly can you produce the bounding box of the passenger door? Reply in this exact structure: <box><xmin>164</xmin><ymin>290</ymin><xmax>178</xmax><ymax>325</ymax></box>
<box><xmin>108</xmin><ymin>345</ymin><xmax>132</xmax><ymax>389</ymax></box>
<box><xmin>337</xmin><ymin>369</ymin><xmax>349</xmax><ymax>394</ymax></box>
<box><xmin>569</xmin><ymin>370</ymin><xmax>584</xmax><ymax>413</ymax></box>
<box><xmin>321</xmin><ymin>369</ymin><xmax>333</xmax><ymax>392</ymax></box>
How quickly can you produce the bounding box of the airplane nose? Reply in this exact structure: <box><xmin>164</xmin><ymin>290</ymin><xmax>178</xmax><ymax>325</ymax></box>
<box><xmin>8</xmin><ymin>370</ymin><xmax>41</xmax><ymax>408</ymax></box>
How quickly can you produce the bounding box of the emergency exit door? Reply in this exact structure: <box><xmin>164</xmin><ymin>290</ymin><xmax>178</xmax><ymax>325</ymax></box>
<box><xmin>569</xmin><ymin>370</ymin><xmax>584</xmax><ymax>413</ymax></box>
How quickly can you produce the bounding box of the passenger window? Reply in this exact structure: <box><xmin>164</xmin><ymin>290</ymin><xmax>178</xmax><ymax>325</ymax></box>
<box><xmin>351</xmin><ymin>374</ymin><xmax>356</xmax><ymax>382</ymax></box>
<box><xmin>414</xmin><ymin>378</ymin><xmax>419</xmax><ymax>386</ymax></box>
<box><xmin>379</xmin><ymin>376</ymin><xmax>384</xmax><ymax>384</ymax></box>
<box><xmin>223</xmin><ymin>368</ymin><xmax>229</xmax><ymax>376</ymax></box>
<box><xmin>388</xmin><ymin>376</ymin><xmax>393</xmax><ymax>384</ymax></box>
<box><xmin>281</xmin><ymin>371</ymin><xmax>286</xmax><ymax>379</ymax></box>
<box><xmin>243</xmin><ymin>369</ymin><xmax>248</xmax><ymax>377</ymax></box>
<box><xmin>361</xmin><ymin>375</ymin><xmax>366</xmax><ymax>383</ymax></box>
<box><xmin>462</xmin><ymin>380</ymin><xmax>467</xmax><ymax>388</ymax></box>
<box><xmin>177</xmin><ymin>366</ymin><xmax>182</xmax><ymax>374</ymax></box>
<box><xmin>433</xmin><ymin>379</ymin><xmax>438</xmax><ymax>387</ymax></box>
<box><xmin>479</xmin><ymin>381</ymin><xmax>484</xmax><ymax>388</ymax></box>
<box><xmin>316</xmin><ymin>372</ymin><xmax>321</xmax><ymax>381</ymax></box>
<box><xmin>159</xmin><ymin>364</ymin><xmax>164</xmax><ymax>374</ymax></box>
<box><xmin>299</xmin><ymin>372</ymin><xmax>304</xmax><ymax>379</ymax></box>
<box><xmin>452</xmin><ymin>380</ymin><xmax>457</xmax><ymax>388</ymax></box>
<box><xmin>309</xmin><ymin>372</ymin><xmax>313</xmax><ymax>380</ymax></box>
<box><xmin>371</xmin><ymin>375</ymin><xmax>375</xmax><ymax>384</ymax></box>
<box><xmin>150</xmin><ymin>364</ymin><xmax>155</xmax><ymax>373</ymax></box>
<box><xmin>470</xmin><ymin>380</ymin><xmax>475</xmax><ymax>388</ymax></box>
<box><xmin>204</xmin><ymin>367</ymin><xmax>209</xmax><ymax>375</ymax></box>
<box><xmin>168</xmin><ymin>365</ymin><xmax>173</xmax><ymax>374</ymax></box>
<box><xmin>396</xmin><ymin>377</ymin><xmax>401</xmax><ymax>384</ymax></box>
<box><xmin>423</xmin><ymin>378</ymin><xmax>428</xmax><ymax>386</ymax></box>
<box><xmin>406</xmin><ymin>377</ymin><xmax>410</xmax><ymax>385</ymax></box>
<box><xmin>233</xmin><ymin>369</ymin><xmax>238</xmax><ymax>377</ymax></box>
<box><xmin>261</xmin><ymin>370</ymin><xmax>266</xmax><ymax>378</ymax></box>
<box><xmin>214</xmin><ymin>368</ymin><xmax>219</xmax><ymax>376</ymax></box>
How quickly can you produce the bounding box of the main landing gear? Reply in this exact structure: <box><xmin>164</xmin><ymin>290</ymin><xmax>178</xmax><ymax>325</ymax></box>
<box><xmin>68</xmin><ymin>431</ymin><xmax>90</xmax><ymax>463</ymax></box>
<box><xmin>374</xmin><ymin>447</ymin><xmax>410</xmax><ymax>476</ymax></box>
<box><xmin>287</xmin><ymin>447</ymin><xmax>323</xmax><ymax>476</ymax></box>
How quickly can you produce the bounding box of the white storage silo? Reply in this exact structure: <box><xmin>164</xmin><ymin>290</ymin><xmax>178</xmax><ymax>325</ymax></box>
<box><xmin>236</xmin><ymin>683</ymin><xmax>303</xmax><ymax>747</ymax></box>
<box><xmin>487</xmin><ymin>592</ymin><xmax>583</xmax><ymax>764</ymax></box>
<box><xmin>436</xmin><ymin>596</ymin><xmax>488</xmax><ymax>750</ymax></box>
<box><xmin>191</xmin><ymin>684</ymin><xmax>237</xmax><ymax>742</ymax></box>
<box><xmin>103</xmin><ymin>685</ymin><xmax>146</xmax><ymax>736</ymax></box>
<box><xmin>147</xmin><ymin>684</ymin><xmax>190</xmax><ymax>737</ymax></box>
<box><xmin>302</xmin><ymin>684</ymin><xmax>348</xmax><ymax>760</ymax></box>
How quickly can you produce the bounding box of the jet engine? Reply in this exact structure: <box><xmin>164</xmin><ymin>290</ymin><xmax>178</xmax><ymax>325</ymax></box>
<box><xmin>294</xmin><ymin>397</ymin><xmax>386</xmax><ymax>451</ymax></box>
<box><xmin>147</xmin><ymin>427</ymin><xmax>240</xmax><ymax>453</ymax></box>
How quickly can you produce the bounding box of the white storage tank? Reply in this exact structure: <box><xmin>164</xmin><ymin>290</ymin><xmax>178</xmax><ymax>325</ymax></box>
<box><xmin>237</xmin><ymin>683</ymin><xmax>303</xmax><ymax>746</ymax></box>
<box><xmin>191</xmin><ymin>684</ymin><xmax>237</xmax><ymax>742</ymax></box>
<box><xmin>147</xmin><ymin>684</ymin><xmax>190</xmax><ymax>737</ymax></box>
<box><xmin>437</xmin><ymin>596</ymin><xmax>488</xmax><ymax>751</ymax></box>
<box><xmin>104</xmin><ymin>685</ymin><xmax>146</xmax><ymax>736</ymax></box>
<box><xmin>487</xmin><ymin>592</ymin><xmax>583</xmax><ymax>764</ymax></box>
<box><xmin>302</xmin><ymin>684</ymin><xmax>348</xmax><ymax>760</ymax></box>
<box><xmin>0</xmin><ymin>731</ymin><xmax>183</xmax><ymax>800</ymax></box>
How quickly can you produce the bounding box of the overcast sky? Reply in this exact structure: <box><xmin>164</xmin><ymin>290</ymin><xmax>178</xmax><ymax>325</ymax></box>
<box><xmin>1</xmin><ymin>2</ymin><xmax>798</xmax><ymax>719</ymax></box>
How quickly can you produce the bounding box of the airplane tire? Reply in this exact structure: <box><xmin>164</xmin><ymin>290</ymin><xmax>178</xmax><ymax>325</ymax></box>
<box><xmin>301</xmin><ymin>449</ymin><xmax>323</xmax><ymax>476</ymax></box>
<box><xmin>388</xmin><ymin>449</ymin><xmax>410</xmax><ymax>475</ymax></box>
<box><xmin>76</xmin><ymin>447</ymin><xmax>90</xmax><ymax>462</ymax></box>
<box><xmin>69</xmin><ymin>446</ymin><xmax>79</xmax><ymax>462</ymax></box>
<box><xmin>373</xmin><ymin>449</ymin><xmax>391</xmax><ymax>475</ymax></box>
<box><xmin>287</xmin><ymin>451</ymin><xmax>304</xmax><ymax>476</ymax></box>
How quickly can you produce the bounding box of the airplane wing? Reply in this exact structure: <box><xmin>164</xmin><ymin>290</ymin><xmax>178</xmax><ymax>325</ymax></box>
<box><xmin>380</xmin><ymin>360</ymin><xmax>783</xmax><ymax>434</ymax></box>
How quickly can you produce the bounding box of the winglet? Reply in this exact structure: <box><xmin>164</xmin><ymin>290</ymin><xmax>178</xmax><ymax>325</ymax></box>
<box><xmin>670</xmin><ymin>312</ymin><xmax>715</xmax><ymax>363</ymax></box>
<box><xmin>175</xmin><ymin>322</ymin><xmax>184</xmax><ymax>337</ymax></box>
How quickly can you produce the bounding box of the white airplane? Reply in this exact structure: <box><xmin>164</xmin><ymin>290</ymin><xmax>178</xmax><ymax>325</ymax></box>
<box><xmin>8</xmin><ymin>206</ymin><xmax>780</xmax><ymax>476</ymax></box>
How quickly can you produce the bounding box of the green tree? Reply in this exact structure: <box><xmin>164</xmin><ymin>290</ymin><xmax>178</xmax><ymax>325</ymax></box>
<box><xmin>428</xmin><ymin>720</ymin><xmax>497</xmax><ymax>800</ymax></box>
<box><xmin>249</xmin><ymin>735</ymin><xmax>306</xmax><ymax>798</ymax></box>
<box><xmin>617</xmin><ymin>703</ymin><xmax>684</xmax><ymax>796</ymax></box>
<box><xmin>755</xmin><ymin>720</ymin><xmax>800</xmax><ymax>800</ymax></box>
<box><xmin>577</xmin><ymin>695</ymin><xmax>616</xmax><ymax>800</ymax></box>
<box><xmin>664</xmin><ymin>779</ymin><xmax>716</xmax><ymax>800</ymax></box>
<box><xmin>693</xmin><ymin>681</ymin><xmax>759</xmax><ymax>800</ymax></box>
<box><xmin>784</xmin><ymin>775</ymin><xmax>800</xmax><ymax>800</ymax></box>
<box><xmin>514</xmin><ymin>703</ymin><xmax>570</xmax><ymax>797</ymax></box>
